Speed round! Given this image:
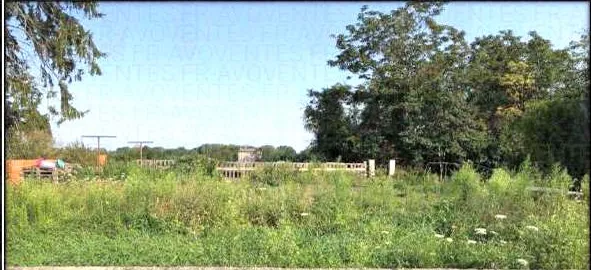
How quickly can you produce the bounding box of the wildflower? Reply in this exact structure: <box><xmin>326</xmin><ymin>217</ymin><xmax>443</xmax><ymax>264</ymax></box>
<box><xmin>467</xmin><ymin>240</ymin><xmax>477</xmax><ymax>244</ymax></box>
<box><xmin>525</xmin><ymin>225</ymin><xmax>539</xmax><ymax>232</ymax></box>
<box><xmin>300</xmin><ymin>212</ymin><xmax>309</xmax><ymax>216</ymax></box>
<box><xmin>500</xmin><ymin>240</ymin><xmax>507</xmax><ymax>244</ymax></box>
<box><xmin>516</xmin><ymin>259</ymin><xmax>528</xmax><ymax>266</ymax></box>
<box><xmin>446</xmin><ymin>237</ymin><xmax>453</xmax><ymax>242</ymax></box>
<box><xmin>381</xmin><ymin>231</ymin><xmax>389</xmax><ymax>234</ymax></box>
<box><xmin>495</xmin><ymin>214</ymin><xmax>507</xmax><ymax>220</ymax></box>
<box><xmin>490</xmin><ymin>230</ymin><xmax>499</xmax><ymax>236</ymax></box>
<box><xmin>474</xmin><ymin>228</ymin><xmax>487</xmax><ymax>235</ymax></box>
<box><xmin>434</xmin><ymin>233</ymin><xmax>445</xmax><ymax>238</ymax></box>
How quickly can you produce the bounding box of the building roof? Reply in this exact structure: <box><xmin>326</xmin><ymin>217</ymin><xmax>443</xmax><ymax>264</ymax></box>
<box><xmin>239</xmin><ymin>146</ymin><xmax>259</xmax><ymax>152</ymax></box>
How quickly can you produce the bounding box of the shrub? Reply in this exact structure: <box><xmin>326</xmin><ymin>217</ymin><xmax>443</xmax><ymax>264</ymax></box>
<box><xmin>172</xmin><ymin>154</ymin><xmax>218</xmax><ymax>177</ymax></box>
<box><xmin>448</xmin><ymin>164</ymin><xmax>485</xmax><ymax>203</ymax></box>
<box><xmin>248</xmin><ymin>164</ymin><xmax>298</xmax><ymax>186</ymax></box>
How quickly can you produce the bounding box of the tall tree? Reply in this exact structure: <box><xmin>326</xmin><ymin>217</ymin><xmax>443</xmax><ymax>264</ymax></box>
<box><xmin>465</xmin><ymin>30</ymin><xmax>577</xmax><ymax>168</ymax></box>
<box><xmin>304</xmin><ymin>84</ymin><xmax>358</xmax><ymax>162</ymax></box>
<box><xmin>4</xmin><ymin>2</ymin><xmax>106</xmax><ymax>131</ymax></box>
<box><xmin>322</xmin><ymin>2</ymin><xmax>486</xmax><ymax>165</ymax></box>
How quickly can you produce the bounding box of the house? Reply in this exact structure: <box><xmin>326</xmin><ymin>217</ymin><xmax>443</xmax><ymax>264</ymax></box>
<box><xmin>237</xmin><ymin>146</ymin><xmax>261</xmax><ymax>162</ymax></box>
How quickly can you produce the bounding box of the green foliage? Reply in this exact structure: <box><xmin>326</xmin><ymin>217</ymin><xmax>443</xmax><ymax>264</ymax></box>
<box><xmin>260</xmin><ymin>145</ymin><xmax>298</xmax><ymax>162</ymax></box>
<box><xmin>516</xmin><ymin>97</ymin><xmax>589</xmax><ymax>178</ymax></box>
<box><xmin>6</xmin><ymin>128</ymin><xmax>55</xmax><ymax>159</ymax></box>
<box><xmin>172</xmin><ymin>154</ymin><xmax>218</xmax><ymax>177</ymax></box>
<box><xmin>304</xmin><ymin>84</ymin><xmax>360</xmax><ymax>162</ymax></box>
<box><xmin>196</xmin><ymin>144</ymin><xmax>240</xmax><ymax>161</ymax></box>
<box><xmin>248</xmin><ymin>164</ymin><xmax>298</xmax><ymax>187</ymax></box>
<box><xmin>448</xmin><ymin>164</ymin><xmax>485</xmax><ymax>203</ymax></box>
<box><xmin>6</xmin><ymin>162</ymin><xmax>587</xmax><ymax>268</ymax></box>
<box><xmin>55</xmin><ymin>141</ymin><xmax>98</xmax><ymax>166</ymax></box>
<box><xmin>5</xmin><ymin>2</ymin><xmax>105</xmax><ymax>128</ymax></box>
<box><xmin>305</xmin><ymin>3</ymin><xmax>588</xmax><ymax>179</ymax></box>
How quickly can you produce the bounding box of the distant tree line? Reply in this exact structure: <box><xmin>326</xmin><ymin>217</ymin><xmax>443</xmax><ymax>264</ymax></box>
<box><xmin>303</xmin><ymin>2</ymin><xmax>589</xmax><ymax>178</ymax></box>
<box><xmin>108</xmin><ymin>144</ymin><xmax>314</xmax><ymax>163</ymax></box>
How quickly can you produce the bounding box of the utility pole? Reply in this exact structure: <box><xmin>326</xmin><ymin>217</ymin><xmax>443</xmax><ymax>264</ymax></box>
<box><xmin>128</xmin><ymin>141</ymin><xmax>153</xmax><ymax>166</ymax></box>
<box><xmin>82</xmin><ymin>135</ymin><xmax>116</xmax><ymax>168</ymax></box>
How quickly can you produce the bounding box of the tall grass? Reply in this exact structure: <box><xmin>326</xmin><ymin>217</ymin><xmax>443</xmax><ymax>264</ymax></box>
<box><xmin>6</xmin><ymin>163</ymin><xmax>589</xmax><ymax>268</ymax></box>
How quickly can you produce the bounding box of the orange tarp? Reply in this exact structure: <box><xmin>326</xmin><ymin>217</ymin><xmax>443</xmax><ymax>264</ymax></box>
<box><xmin>98</xmin><ymin>154</ymin><xmax>107</xmax><ymax>166</ymax></box>
<box><xmin>6</xmin><ymin>155</ymin><xmax>108</xmax><ymax>185</ymax></box>
<box><xmin>5</xmin><ymin>159</ymin><xmax>54</xmax><ymax>185</ymax></box>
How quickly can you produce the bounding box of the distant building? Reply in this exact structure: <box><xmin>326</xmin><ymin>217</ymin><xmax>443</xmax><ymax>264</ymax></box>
<box><xmin>238</xmin><ymin>146</ymin><xmax>261</xmax><ymax>162</ymax></box>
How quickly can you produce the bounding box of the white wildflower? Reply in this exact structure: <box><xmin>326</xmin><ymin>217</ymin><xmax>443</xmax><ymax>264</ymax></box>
<box><xmin>467</xmin><ymin>240</ymin><xmax>477</xmax><ymax>244</ymax></box>
<box><xmin>300</xmin><ymin>212</ymin><xmax>309</xmax><ymax>216</ymax></box>
<box><xmin>434</xmin><ymin>233</ymin><xmax>445</xmax><ymax>238</ymax></box>
<box><xmin>500</xmin><ymin>240</ymin><xmax>507</xmax><ymax>244</ymax></box>
<box><xmin>446</xmin><ymin>237</ymin><xmax>453</xmax><ymax>242</ymax></box>
<box><xmin>495</xmin><ymin>214</ymin><xmax>507</xmax><ymax>220</ymax></box>
<box><xmin>516</xmin><ymin>259</ymin><xmax>528</xmax><ymax>266</ymax></box>
<box><xmin>474</xmin><ymin>228</ymin><xmax>487</xmax><ymax>235</ymax></box>
<box><xmin>525</xmin><ymin>225</ymin><xmax>539</xmax><ymax>232</ymax></box>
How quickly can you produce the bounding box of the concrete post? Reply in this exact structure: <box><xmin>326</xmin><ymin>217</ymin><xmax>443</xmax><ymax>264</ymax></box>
<box><xmin>388</xmin><ymin>159</ymin><xmax>396</xmax><ymax>176</ymax></box>
<box><xmin>368</xmin><ymin>159</ymin><xmax>375</xmax><ymax>177</ymax></box>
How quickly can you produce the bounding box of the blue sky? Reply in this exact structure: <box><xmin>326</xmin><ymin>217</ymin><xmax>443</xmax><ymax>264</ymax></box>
<box><xmin>47</xmin><ymin>2</ymin><xmax>589</xmax><ymax>152</ymax></box>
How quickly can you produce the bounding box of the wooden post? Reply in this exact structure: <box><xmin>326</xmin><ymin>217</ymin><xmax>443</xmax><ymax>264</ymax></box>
<box><xmin>128</xmin><ymin>141</ymin><xmax>153</xmax><ymax>167</ymax></box>
<box><xmin>388</xmin><ymin>159</ymin><xmax>396</xmax><ymax>177</ymax></box>
<box><xmin>368</xmin><ymin>159</ymin><xmax>375</xmax><ymax>178</ymax></box>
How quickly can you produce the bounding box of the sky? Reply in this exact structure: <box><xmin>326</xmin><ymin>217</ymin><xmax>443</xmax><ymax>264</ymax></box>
<box><xmin>46</xmin><ymin>1</ymin><xmax>589</xmax><ymax>152</ymax></box>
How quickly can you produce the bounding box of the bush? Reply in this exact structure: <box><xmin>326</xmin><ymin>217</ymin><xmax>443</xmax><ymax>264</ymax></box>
<box><xmin>248</xmin><ymin>164</ymin><xmax>298</xmax><ymax>186</ymax></box>
<box><xmin>6</xmin><ymin>129</ymin><xmax>56</xmax><ymax>159</ymax></box>
<box><xmin>448</xmin><ymin>164</ymin><xmax>485</xmax><ymax>203</ymax></box>
<box><xmin>56</xmin><ymin>141</ymin><xmax>98</xmax><ymax>166</ymax></box>
<box><xmin>172</xmin><ymin>154</ymin><xmax>218</xmax><ymax>177</ymax></box>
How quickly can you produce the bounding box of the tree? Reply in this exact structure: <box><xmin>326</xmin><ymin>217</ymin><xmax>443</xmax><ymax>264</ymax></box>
<box><xmin>498</xmin><ymin>61</ymin><xmax>536</xmax><ymax>113</ymax></box>
<box><xmin>259</xmin><ymin>145</ymin><xmax>277</xmax><ymax>162</ymax></box>
<box><xmin>517</xmin><ymin>97</ymin><xmax>589</xmax><ymax>178</ymax></box>
<box><xmin>512</xmin><ymin>33</ymin><xmax>590</xmax><ymax>178</ymax></box>
<box><xmin>5</xmin><ymin>2</ymin><xmax>106</xmax><ymax>131</ymax></box>
<box><xmin>304</xmin><ymin>84</ymin><xmax>359</xmax><ymax>162</ymax></box>
<box><xmin>275</xmin><ymin>146</ymin><xmax>297</xmax><ymax>161</ymax></box>
<box><xmin>196</xmin><ymin>144</ymin><xmax>239</xmax><ymax>161</ymax></box>
<box><xmin>318</xmin><ymin>2</ymin><xmax>486</xmax><ymax>165</ymax></box>
<box><xmin>465</xmin><ymin>30</ymin><xmax>578</xmax><ymax>169</ymax></box>
<box><xmin>259</xmin><ymin>145</ymin><xmax>298</xmax><ymax>162</ymax></box>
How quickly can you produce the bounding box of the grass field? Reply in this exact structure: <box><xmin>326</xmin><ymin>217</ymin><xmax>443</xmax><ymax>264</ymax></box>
<box><xmin>6</xmin><ymin>163</ymin><xmax>589</xmax><ymax>269</ymax></box>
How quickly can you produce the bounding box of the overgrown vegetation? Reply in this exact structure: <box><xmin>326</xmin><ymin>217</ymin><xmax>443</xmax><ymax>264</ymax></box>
<box><xmin>7</xmin><ymin>162</ymin><xmax>589</xmax><ymax>269</ymax></box>
<box><xmin>4</xmin><ymin>2</ymin><xmax>589</xmax><ymax>268</ymax></box>
<box><xmin>304</xmin><ymin>2</ymin><xmax>589</xmax><ymax>179</ymax></box>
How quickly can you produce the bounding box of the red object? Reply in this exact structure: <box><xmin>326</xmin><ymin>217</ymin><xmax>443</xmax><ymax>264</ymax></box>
<box><xmin>35</xmin><ymin>158</ymin><xmax>43</xmax><ymax>168</ymax></box>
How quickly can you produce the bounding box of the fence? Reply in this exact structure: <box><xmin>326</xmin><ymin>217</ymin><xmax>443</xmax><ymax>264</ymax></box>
<box><xmin>216</xmin><ymin>161</ymin><xmax>371</xmax><ymax>179</ymax></box>
<box><xmin>135</xmin><ymin>159</ymin><xmax>175</xmax><ymax>169</ymax></box>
